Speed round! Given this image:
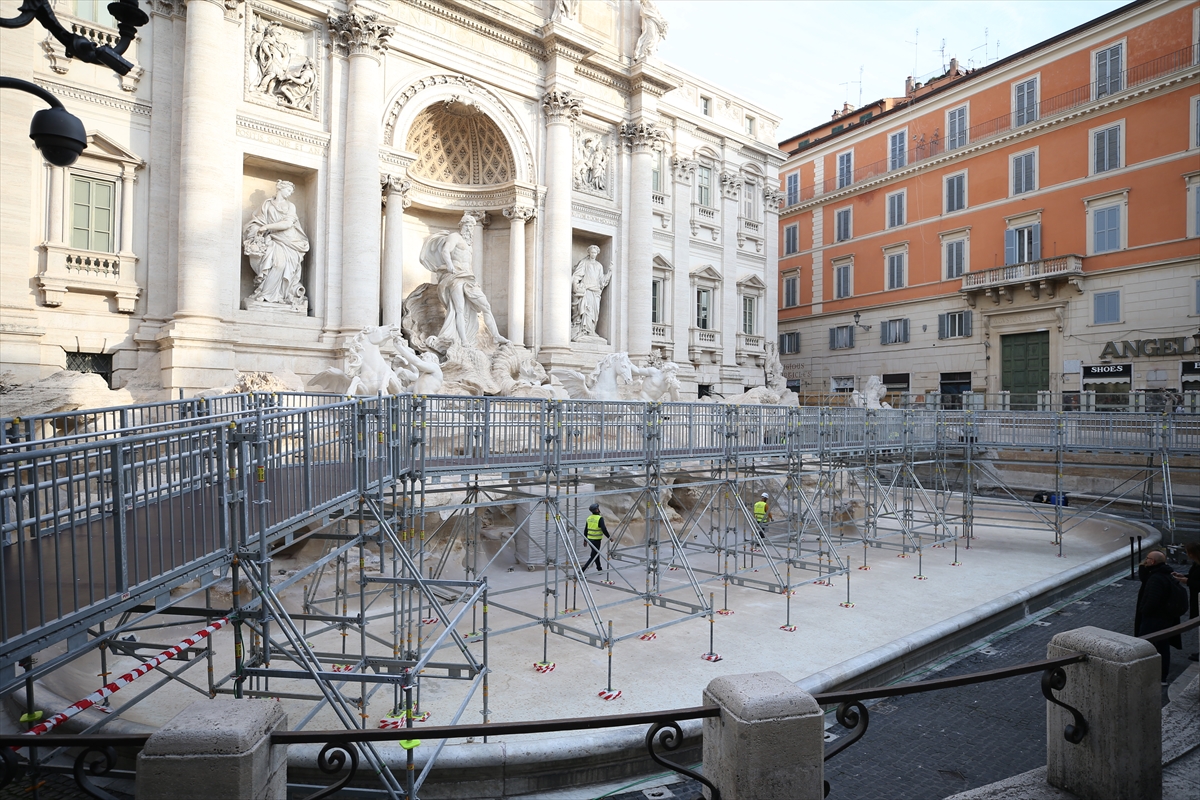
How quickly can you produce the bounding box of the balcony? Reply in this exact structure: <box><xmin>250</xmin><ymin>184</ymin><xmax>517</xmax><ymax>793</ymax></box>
<box><xmin>960</xmin><ymin>255</ymin><xmax>1083</xmax><ymax>306</ymax></box>
<box><xmin>736</xmin><ymin>331</ymin><xmax>765</xmax><ymax>367</ymax></box>
<box><xmin>38</xmin><ymin>244</ymin><xmax>140</xmax><ymax>313</ymax></box>
<box><xmin>690</xmin><ymin>203</ymin><xmax>720</xmax><ymax>241</ymax></box>
<box><xmin>688</xmin><ymin>327</ymin><xmax>721</xmax><ymax>363</ymax></box>
<box><xmin>737</xmin><ymin>216</ymin><xmax>764</xmax><ymax>253</ymax></box>
<box><xmin>651</xmin><ymin>322</ymin><xmax>672</xmax><ymax>343</ymax></box>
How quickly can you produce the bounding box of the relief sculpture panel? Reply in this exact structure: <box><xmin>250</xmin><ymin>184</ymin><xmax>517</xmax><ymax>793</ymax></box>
<box><xmin>245</xmin><ymin>6</ymin><xmax>320</xmax><ymax>117</ymax></box>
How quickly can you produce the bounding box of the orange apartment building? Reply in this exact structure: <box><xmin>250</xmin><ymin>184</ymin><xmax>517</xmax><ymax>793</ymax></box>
<box><xmin>775</xmin><ymin>0</ymin><xmax>1200</xmax><ymax>408</ymax></box>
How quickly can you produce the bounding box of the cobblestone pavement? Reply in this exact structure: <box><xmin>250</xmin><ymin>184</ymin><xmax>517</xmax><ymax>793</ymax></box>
<box><xmin>602</xmin><ymin>572</ymin><xmax>1193</xmax><ymax>800</ymax></box>
<box><xmin>5</xmin><ymin>575</ymin><xmax>1191</xmax><ymax>800</ymax></box>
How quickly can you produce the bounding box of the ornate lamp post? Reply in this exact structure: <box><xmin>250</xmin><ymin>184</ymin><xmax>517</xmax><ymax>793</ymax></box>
<box><xmin>1</xmin><ymin>0</ymin><xmax>150</xmax><ymax>165</ymax></box>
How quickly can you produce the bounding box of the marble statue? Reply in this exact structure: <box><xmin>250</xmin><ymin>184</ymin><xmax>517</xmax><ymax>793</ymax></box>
<box><xmin>550</xmin><ymin>0</ymin><xmax>578</xmax><ymax>22</ymax></box>
<box><xmin>634</xmin><ymin>0</ymin><xmax>668</xmax><ymax>62</ymax></box>
<box><xmin>553</xmin><ymin>352</ymin><xmax>636</xmax><ymax>401</ymax></box>
<box><xmin>392</xmin><ymin>334</ymin><xmax>444</xmax><ymax>395</ymax></box>
<box><xmin>574</xmin><ymin>132</ymin><xmax>608</xmax><ymax>193</ymax></box>
<box><xmin>309</xmin><ymin>326</ymin><xmax>411</xmax><ymax>396</ymax></box>
<box><xmin>243</xmin><ymin>180</ymin><xmax>309</xmax><ymax>311</ymax></box>
<box><xmin>629</xmin><ymin>360</ymin><xmax>682</xmax><ymax>402</ymax></box>
<box><xmin>492</xmin><ymin>346</ymin><xmax>570</xmax><ymax>399</ymax></box>
<box><xmin>853</xmin><ymin>376</ymin><xmax>891</xmax><ymax>410</ymax></box>
<box><xmin>571</xmin><ymin>245</ymin><xmax>610</xmax><ymax>342</ymax></box>
<box><xmin>419</xmin><ymin>214</ymin><xmax>508</xmax><ymax>351</ymax></box>
<box><xmin>764</xmin><ymin>342</ymin><xmax>787</xmax><ymax>393</ymax></box>
<box><xmin>249</xmin><ymin>18</ymin><xmax>317</xmax><ymax>112</ymax></box>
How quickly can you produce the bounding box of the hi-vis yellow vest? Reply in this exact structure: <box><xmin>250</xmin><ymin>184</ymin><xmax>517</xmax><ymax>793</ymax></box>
<box><xmin>753</xmin><ymin>501</ymin><xmax>768</xmax><ymax>523</ymax></box>
<box><xmin>586</xmin><ymin>514</ymin><xmax>603</xmax><ymax>540</ymax></box>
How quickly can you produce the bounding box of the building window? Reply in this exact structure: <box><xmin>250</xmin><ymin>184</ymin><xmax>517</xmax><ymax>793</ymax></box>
<box><xmin>888</xmin><ymin>130</ymin><xmax>907</xmax><ymax>170</ymax></box>
<box><xmin>652</xmin><ymin>151</ymin><xmax>663</xmax><ymax>193</ymax></box>
<box><xmin>880</xmin><ymin>318</ymin><xmax>910</xmax><ymax>345</ymax></box>
<box><xmin>1093</xmin><ymin>290</ymin><xmax>1120</xmax><ymax>324</ymax></box>
<box><xmin>938</xmin><ymin>310</ymin><xmax>973</xmax><ymax>339</ymax></box>
<box><xmin>946</xmin><ymin>106</ymin><xmax>967</xmax><ymax>150</ymax></box>
<box><xmin>1012</xmin><ymin>151</ymin><xmax>1036</xmax><ymax>195</ymax></box>
<box><xmin>696</xmin><ymin>166</ymin><xmax>712</xmax><ymax>207</ymax></box>
<box><xmin>833</xmin><ymin>260</ymin><xmax>852</xmax><ymax>299</ymax></box>
<box><xmin>837</xmin><ymin>151</ymin><xmax>853</xmax><ymax>188</ymax></box>
<box><xmin>696</xmin><ymin>288</ymin><xmax>712</xmax><ymax>329</ymax></box>
<box><xmin>886</xmin><ymin>191</ymin><xmax>905</xmax><ymax>228</ymax></box>
<box><xmin>786</xmin><ymin>173</ymin><xmax>798</xmax><ymax>206</ymax></box>
<box><xmin>1092</xmin><ymin>205</ymin><xmax>1121</xmax><ymax>253</ymax></box>
<box><xmin>886</xmin><ymin>252</ymin><xmax>906</xmax><ymax>290</ymax></box>
<box><xmin>745</xmin><ymin>116</ymin><xmax>756</xmax><ymax>136</ymax></box>
<box><xmin>1005</xmin><ymin>223</ymin><xmax>1041</xmax><ymax>265</ymax></box>
<box><xmin>945</xmin><ymin>238</ymin><xmax>966</xmax><ymax>279</ymax></box>
<box><xmin>779</xmin><ymin>331</ymin><xmax>801</xmax><ymax>354</ymax></box>
<box><xmin>829</xmin><ymin>325</ymin><xmax>855</xmax><ymax>350</ymax></box>
<box><xmin>784</xmin><ymin>224</ymin><xmax>799</xmax><ymax>255</ymax></box>
<box><xmin>945</xmin><ymin>173</ymin><xmax>966</xmax><ymax>213</ymax></box>
<box><xmin>73</xmin><ymin>1</ymin><xmax>116</xmax><ymax>26</ymax></box>
<box><xmin>783</xmin><ymin>274</ymin><xmax>799</xmax><ymax>307</ymax></box>
<box><xmin>835</xmin><ymin>207</ymin><xmax>851</xmax><ymax>242</ymax></box>
<box><xmin>70</xmin><ymin>175</ymin><xmax>115</xmax><ymax>253</ymax></box>
<box><xmin>1014</xmin><ymin>77</ymin><xmax>1038</xmax><ymax>126</ymax></box>
<box><xmin>1093</xmin><ymin>125</ymin><xmax>1120</xmax><ymax>174</ymax></box>
<box><xmin>1095</xmin><ymin>43</ymin><xmax>1122</xmax><ymax>99</ymax></box>
<box><xmin>701</xmin><ymin>96</ymin><xmax>712</xmax><ymax>116</ymax></box>
<box><xmin>742</xmin><ymin>296</ymin><xmax>756</xmax><ymax>334</ymax></box>
<box><xmin>742</xmin><ymin>180</ymin><xmax>757</xmax><ymax>220</ymax></box>
<box><xmin>1192</xmin><ymin>181</ymin><xmax>1200</xmax><ymax>238</ymax></box>
<box><xmin>651</xmin><ymin>279</ymin><xmax>663</xmax><ymax>324</ymax></box>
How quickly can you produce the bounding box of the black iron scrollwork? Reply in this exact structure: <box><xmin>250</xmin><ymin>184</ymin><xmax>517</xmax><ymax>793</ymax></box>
<box><xmin>644</xmin><ymin>721</ymin><xmax>720</xmax><ymax>800</ymax></box>
<box><xmin>74</xmin><ymin>745</ymin><xmax>121</xmax><ymax>800</ymax></box>
<box><xmin>0</xmin><ymin>1</ymin><xmax>149</xmax><ymax>76</ymax></box>
<box><xmin>822</xmin><ymin>701</ymin><xmax>870</xmax><ymax>798</ymax></box>
<box><xmin>300</xmin><ymin>741</ymin><xmax>360</xmax><ymax>800</ymax></box>
<box><xmin>1041</xmin><ymin>667</ymin><xmax>1088</xmax><ymax>744</ymax></box>
<box><xmin>0</xmin><ymin>746</ymin><xmax>23</xmax><ymax>790</ymax></box>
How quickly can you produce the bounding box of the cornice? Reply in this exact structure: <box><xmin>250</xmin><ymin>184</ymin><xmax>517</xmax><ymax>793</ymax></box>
<box><xmin>398</xmin><ymin>0</ymin><xmax>545</xmax><ymax>59</ymax></box>
<box><xmin>236</xmin><ymin>114</ymin><xmax>330</xmax><ymax>152</ymax></box>
<box><xmin>33</xmin><ymin>77</ymin><xmax>152</xmax><ymax>117</ymax></box>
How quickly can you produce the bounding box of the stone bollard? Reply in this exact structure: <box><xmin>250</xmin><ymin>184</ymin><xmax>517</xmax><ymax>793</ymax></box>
<box><xmin>1046</xmin><ymin>626</ymin><xmax>1161</xmax><ymax>800</ymax></box>
<box><xmin>136</xmin><ymin>699</ymin><xmax>287</xmax><ymax>800</ymax></box>
<box><xmin>702</xmin><ymin>671</ymin><xmax>824</xmax><ymax>800</ymax></box>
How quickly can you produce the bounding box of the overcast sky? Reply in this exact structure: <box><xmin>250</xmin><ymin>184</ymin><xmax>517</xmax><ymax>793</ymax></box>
<box><xmin>653</xmin><ymin>0</ymin><xmax>1129</xmax><ymax>141</ymax></box>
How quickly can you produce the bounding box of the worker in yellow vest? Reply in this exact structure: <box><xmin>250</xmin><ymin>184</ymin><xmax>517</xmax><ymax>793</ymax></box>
<box><xmin>582</xmin><ymin>503</ymin><xmax>610</xmax><ymax>572</ymax></box>
<box><xmin>753</xmin><ymin>492</ymin><xmax>772</xmax><ymax>542</ymax></box>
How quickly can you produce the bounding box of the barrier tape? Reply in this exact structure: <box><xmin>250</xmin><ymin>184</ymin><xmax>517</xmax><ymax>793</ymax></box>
<box><xmin>24</xmin><ymin>617</ymin><xmax>229</xmax><ymax>737</ymax></box>
<box><xmin>597</xmin><ymin>689</ymin><xmax>622</xmax><ymax>701</ymax></box>
<box><xmin>421</xmin><ymin>617</ymin><xmax>439</xmax><ymax>626</ymax></box>
<box><xmin>533</xmin><ymin>661</ymin><xmax>556</xmax><ymax>673</ymax></box>
<box><xmin>638</xmin><ymin>632</ymin><xmax>657</xmax><ymax>641</ymax></box>
<box><xmin>717</xmin><ymin>609</ymin><xmax>734</xmax><ymax>616</ymax></box>
<box><xmin>700</xmin><ymin>652</ymin><xmax>722</xmax><ymax>662</ymax></box>
<box><xmin>780</xmin><ymin>625</ymin><xmax>797</xmax><ymax>632</ymax></box>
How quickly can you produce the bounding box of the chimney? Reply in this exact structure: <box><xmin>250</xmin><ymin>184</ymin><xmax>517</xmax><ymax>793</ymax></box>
<box><xmin>905</xmin><ymin>76</ymin><xmax>914</xmax><ymax>96</ymax></box>
<box><xmin>949</xmin><ymin>57</ymin><xmax>959</xmax><ymax>75</ymax></box>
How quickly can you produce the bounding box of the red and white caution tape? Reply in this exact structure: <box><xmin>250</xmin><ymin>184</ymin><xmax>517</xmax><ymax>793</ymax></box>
<box><xmin>780</xmin><ymin>625</ymin><xmax>797</xmax><ymax>632</ymax></box>
<box><xmin>330</xmin><ymin>663</ymin><xmax>356</xmax><ymax>673</ymax></box>
<box><xmin>700</xmin><ymin>652</ymin><xmax>722</xmax><ymax>662</ymax></box>
<box><xmin>717</xmin><ymin>609</ymin><xmax>735</xmax><ymax>616</ymax></box>
<box><xmin>25</xmin><ymin>617</ymin><xmax>229</xmax><ymax>737</ymax></box>
<box><xmin>597</xmin><ymin>689</ymin><xmax>622</xmax><ymax>701</ymax></box>
<box><xmin>379</xmin><ymin>717</ymin><xmax>405</xmax><ymax>729</ymax></box>
<box><xmin>421</xmin><ymin>617</ymin><xmax>439</xmax><ymax>626</ymax></box>
<box><xmin>638</xmin><ymin>632</ymin><xmax>657</xmax><ymax>641</ymax></box>
<box><xmin>533</xmin><ymin>661</ymin><xmax>556</xmax><ymax>673</ymax></box>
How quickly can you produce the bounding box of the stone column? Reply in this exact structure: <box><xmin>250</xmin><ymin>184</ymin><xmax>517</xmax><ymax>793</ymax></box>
<box><xmin>174</xmin><ymin>0</ymin><xmax>233</xmax><ymax>321</ymax></box>
<box><xmin>119</xmin><ymin>166</ymin><xmax>136</xmax><ymax>255</ymax></box>
<box><xmin>1046</xmin><ymin>626</ymin><xmax>1161</xmax><ymax>800</ymax></box>
<box><xmin>671</xmin><ymin>157</ymin><xmax>697</xmax><ymax>366</ymax></box>
<box><xmin>540</xmin><ymin>90</ymin><xmax>580</xmax><ymax>355</ymax></box>
<box><xmin>137</xmin><ymin>698</ymin><xmax>288</xmax><ymax>800</ymax></box>
<box><xmin>504</xmin><ymin>205</ymin><xmax>535</xmax><ymax>346</ymax></box>
<box><xmin>466</xmin><ymin>211</ymin><xmax>489</xmax><ymax>282</ymax></box>
<box><xmin>703</xmin><ymin>671</ymin><xmax>825</xmax><ymax>799</ymax></box>
<box><xmin>46</xmin><ymin>165</ymin><xmax>64</xmax><ymax>243</ymax></box>
<box><xmin>621</xmin><ymin>122</ymin><xmax>666</xmax><ymax>361</ymax></box>
<box><xmin>331</xmin><ymin>10</ymin><xmax>392</xmax><ymax>332</ymax></box>
<box><xmin>720</xmin><ymin>171</ymin><xmax>742</xmax><ymax>379</ymax></box>
<box><xmin>381</xmin><ymin>175</ymin><xmax>411</xmax><ymax>328</ymax></box>
<box><xmin>763</xmin><ymin>186</ymin><xmax>785</xmax><ymax>350</ymax></box>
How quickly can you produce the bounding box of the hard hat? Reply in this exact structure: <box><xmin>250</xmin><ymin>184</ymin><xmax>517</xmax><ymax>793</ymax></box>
<box><xmin>761</xmin><ymin>492</ymin><xmax>768</xmax><ymax>498</ymax></box>
<box><xmin>589</xmin><ymin>503</ymin><xmax>600</xmax><ymax>513</ymax></box>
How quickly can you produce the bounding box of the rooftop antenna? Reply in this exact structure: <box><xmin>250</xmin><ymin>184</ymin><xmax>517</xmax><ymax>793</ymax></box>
<box><xmin>839</xmin><ymin>65</ymin><xmax>863</xmax><ymax>108</ymax></box>
<box><xmin>935</xmin><ymin>38</ymin><xmax>947</xmax><ymax>72</ymax></box>
<box><xmin>906</xmin><ymin>28</ymin><xmax>920</xmax><ymax>80</ymax></box>
<box><xmin>971</xmin><ymin>27</ymin><xmax>989</xmax><ymax>66</ymax></box>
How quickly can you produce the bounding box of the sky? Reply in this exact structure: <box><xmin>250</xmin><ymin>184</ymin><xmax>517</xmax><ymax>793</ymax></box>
<box><xmin>653</xmin><ymin>0</ymin><xmax>1130</xmax><ymax>140</ymax></box>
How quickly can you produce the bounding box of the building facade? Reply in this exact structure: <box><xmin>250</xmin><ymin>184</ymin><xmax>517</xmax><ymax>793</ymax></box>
<box><xmin>0</xmin><ymin>0</ymin><xmax>783</xmax><ymax>398</ymax></box>
<box><xmin>776</xmin><ymin>0</ymin><xmax>1200</xmax><ymax>407</ymax></box>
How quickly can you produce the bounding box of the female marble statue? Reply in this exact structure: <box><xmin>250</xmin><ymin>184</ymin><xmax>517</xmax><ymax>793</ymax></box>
<box><xmin>571</xmin><ymin>245</ymin><xmax>610</xmax><ymax>341</ymax></box>
<box><xmin>243</xmin><ymin>180</ymin><xmax>309</xmax><ymax>309</ymax></box>
<box><xmin>634</xmin><ymin>0</ymin><xmax>668</xmax><ymax>61</ymax></box>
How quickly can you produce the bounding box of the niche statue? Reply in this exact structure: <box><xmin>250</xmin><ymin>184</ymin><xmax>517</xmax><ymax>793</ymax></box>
<box><xmin>243</xmin><ymin>180</ymin><xmax>308</xmax><ymax>312</ymax></box>
<box><xmin>571</xmin><ymin>245</ymin><xmax>610</xmax><ymax>343</ymax></box>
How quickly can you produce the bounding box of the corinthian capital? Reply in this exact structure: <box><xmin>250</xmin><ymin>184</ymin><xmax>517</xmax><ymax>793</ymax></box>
<box><xmin>329</xmin><ymin>11</ymin><xmax>393</xmax><ymax>58</ymax></box>
<box><xmin>671</xmin><ymin>156</ymin><xmax>697</xmax><ymax>183</ymax></box>
<box><xmin>763</xmin><ymin>186</ymin><xmax>786</xmax><ymax>210</ymax></box>
<box><xmin>542</xmin><ymin>90</ymin><xmax>582</xmax><ymax>122</ymax></box>
<box><xmin>620</xmin><ymin>122</ymin><xmax>667</xmax><ymax>153</ymax></box>
<box><xmin>503</xmin><ymin>205</ymin><xmax>536</xmax><ymax>223</ymax></box>
<box><xmin>381</xmin><ymin>174</ymin><xmax>412</xmax><ymax>208</ymax></box>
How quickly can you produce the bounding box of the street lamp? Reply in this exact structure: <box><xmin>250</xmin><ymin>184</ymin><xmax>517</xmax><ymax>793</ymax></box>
<box><xmin>853</xmin><ymin>311</ymin><xmax>871</xmax><ymax>332</ymax></box>
<box><xmin>2</xmin><ymin>1</ymin><xmax>150</xmax><ymax>166</ymax></box>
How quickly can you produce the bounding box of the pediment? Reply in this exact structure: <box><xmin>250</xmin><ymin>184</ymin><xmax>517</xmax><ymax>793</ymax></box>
<box><xmin>652</xmin><ymin>254</ymin><xmax>673</xmax><ymax>269</ymax></box>
<box><xmin>690</xmin><ymin>264</ymin><xmax>722</xmax><ymax>282</ymax></box>
<box><xmin>83</xmin><ymin>131</ymin><xmax>144</xmax><ymax>167</ymax></box>
<box><xmin>737</xmin><ymin>274</ymin><xmax>767</xmax><ymax>291</ymax></box>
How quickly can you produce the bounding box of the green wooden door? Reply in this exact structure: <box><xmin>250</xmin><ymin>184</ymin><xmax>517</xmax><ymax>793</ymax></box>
<box><xmin>1001</xmin><ymin>331</ymin><xmax>1050</xmax><ymax>409</ymax></box>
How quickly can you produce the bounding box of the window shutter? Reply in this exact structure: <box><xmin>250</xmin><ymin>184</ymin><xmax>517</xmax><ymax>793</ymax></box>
<box><xmin>1031</xmin><ymin>223</ymin><xmax>1042</xmax><ymax>261</ymax></box>
<box><xmin>1094</xmin><ymin>131</ymin><xmax>1105</xmax><ymax>174</ymax></box>
<box><xmin>880</xmin><ymin>324</ymin><xmax>886</xmax><ymax>345</ymax></box>
<box><xmin>963</xmin><ymin>311</ymin><xmax>973</xmax><ymax>337</ymax></box>
<box><xmin>1096</xmin><ymin>50</ymin><xmax>1108</xmax><ymax>96</ymax></box>
<box><xmin>829</xmin><ymin>328</ymin><xmax>836</xmax><ymax>349</ymax></box>
<box><xmin>938</xmin><ymin>313</ymin><xmax>948</xmax><ymax>340</ymax></box>
<box><xmin>1023</xmin><ymin>154</ymin><xmax>1034</xmax><ymax>192</ymax></box>
<box><xmin>1004</xmin><ymin>229</ymin><xmax>1016</xmax><ymax>266</ymax></box>
<box><xmin>901</xmin><ymin>318</ymin><xmax>910</xmax><ymax>343</ymax></box>
<box><xmin>1106</xmin><ymin>127</ymin><xmax>1119</xmax><ymax>170</ymax></box>
<box><xmin>848</xmin><ymin>326</ymin><xmax>855</xmax><ymax>348</ymax></box>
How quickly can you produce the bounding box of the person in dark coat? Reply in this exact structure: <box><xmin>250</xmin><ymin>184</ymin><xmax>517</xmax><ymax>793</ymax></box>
<box><xmin>1135</xmin><ymin>549</ymin><xmax>1182</xmax><ymax>683</ymax></box>
<box><xmin>1174</xmin><ymin>542</ymin><xmax>1200</xmax><ymax>662</ymax></box>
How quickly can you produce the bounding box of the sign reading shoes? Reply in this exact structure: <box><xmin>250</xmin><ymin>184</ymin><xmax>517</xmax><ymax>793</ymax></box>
<box><xmin>1083</xmin><ymin>363</ymin><xmax>1131</xmax><ymax>379</ymax></box>
<box><xmin>1099</xmin><ymin>337</ymin><xmax>1200</xmax><ymax>359</ymax></box>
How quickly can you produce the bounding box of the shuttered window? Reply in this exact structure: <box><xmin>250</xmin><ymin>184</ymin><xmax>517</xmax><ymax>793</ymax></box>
<box><xmin>1014</xmin><ymin>78</ymin><xmax>1038</xmax><ymax>126</ymax></box>
<box><xmin>946</xmin><ymin>106</ymin><xmax>967</xmax><ymax>150</ymax></box>
<box><xmin>783</xmin><ymin>275</ymin><xmax>798</xmax><ymax>308</ymax></box>
<box><xmin>945</xmin><ymin>173</ymin><xmax>965</xmax><ymax>212</ymax></box>
<box><xmin>887</xmin><ymin>192</ymin><xmax>905</xmax><ymax>228</ymax></box>
<box><xmin>1093</xmin><ymin>291</ymin><xmax>1120</xmax><ymax>324</ymax></box>
<box><xmin>837</xmin><ymin>152</ymin><xmax>853</xmax><ymax>188</ymax></box>
<box><xmin>1012</xmin><ymin>152</ymin><xmax>1036</xmax><ymax>195</ymax></box>
<box><xmin>1005</xmin><ymin>224</ymin><xmax>1041</xmax><ymax>265</ymax></box>
<box><xmin>888</xmin><ymin>131</ymin><xmax>907</xmax><ymax>170</ymax></box>
<box><xmin>1093</xmin><ymin>126</ymin><xmax>1120</xmax><ymax>173</ymax></box>
<box><xmin>834</xmin><ymin>262</ymin><xmax>852</xmax><ymax>299</ymax></box>
<box><xmin>784</xmin><ymin>224</ymin><xmax>799</xmax><ymax>255</ymax></box>
<box><xmin>786</xmin><ymin>173</ymin><xmax>798</xmax><ymax>206</ymax></box>
<box><xmin>835</xmin><ymin>208</ymin><xmax>851</xmax><ymax>242</ymax></box>
<box><xmin>880</xmin><ymin>318</ymin><xmax>910</xmax><ymax>345</ymax></box>
<box><xmin>945</xmin><ymin>239</ymin><xmax>965</xmax><ymax>279</ymax></box>
<box><xmin>938</xmin><ymin>311</ymin><xmax>973</xmax><ymax>339</ymax></box>
<box><xmin>1095</xmin><ymin>44</ymin><xmax>1122</xmax><ymax>98</ymax></box>
<box><xmin>886</xmin><ymin>253</ymin><xmax>905</xmax><ymax>290</ymax></box>
<box><xmin>779</xmin><ymin>332</ymin><xmax>801</xmax><ymax>354</ymax></box>
<box><xmin>829</xmin><ymin>325</ymin><xmax>855</xmax><ymax>350</ymax></box>
<box><xmin>1093</xmin><ymin>206</ymin><xmax>1120</xmax><ymax>253</ymax></box>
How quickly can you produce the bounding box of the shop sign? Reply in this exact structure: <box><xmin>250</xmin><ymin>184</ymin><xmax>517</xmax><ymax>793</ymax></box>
<box><xmin>1082</xmin><ymin>363</ymin><xmax>1131</xmax><ymax>380</ymax></box>
<box><xmin>1183</xmin><ymin>361</ymin><xmax>1200</xmax><ymax>377</ymax></box>
<box><xmin>1098</xmin><ymin>337</ymin><xmax>1200</xmax><ymax>359</ymax></box>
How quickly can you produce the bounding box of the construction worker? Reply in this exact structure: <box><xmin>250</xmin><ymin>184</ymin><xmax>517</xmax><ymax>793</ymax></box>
<box><xmin>753</xmin><ymin>492</ymin><xmax>772</xmax><ymax>541</ymax></box>
<box><xmin>582</xmin><ymin>503</ymin><xmax>610</xmax><ymax>572</ymax></box>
